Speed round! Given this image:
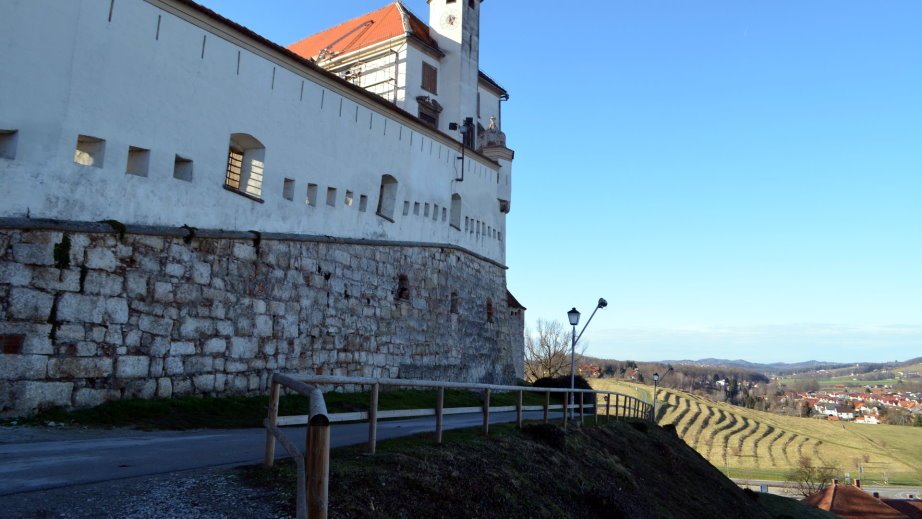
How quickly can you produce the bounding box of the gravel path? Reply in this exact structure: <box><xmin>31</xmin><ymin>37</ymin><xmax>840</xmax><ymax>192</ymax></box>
<box><xmin>0</xmin><ymin>465</ymin><xmax>289</xmax><ymax>519</ymax></box>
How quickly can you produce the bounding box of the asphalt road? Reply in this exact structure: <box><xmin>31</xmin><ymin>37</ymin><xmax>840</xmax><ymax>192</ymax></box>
<box><xmin>0</xmin><ymin>410</ymin><xmax>563</xmax><ymax>496</ymax></box>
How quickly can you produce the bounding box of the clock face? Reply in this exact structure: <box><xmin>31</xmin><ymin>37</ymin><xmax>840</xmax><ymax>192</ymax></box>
<box><xmin>440</xmin><ymin>11</ymin><xmax>458</xmax><ymax>28</ymax></box>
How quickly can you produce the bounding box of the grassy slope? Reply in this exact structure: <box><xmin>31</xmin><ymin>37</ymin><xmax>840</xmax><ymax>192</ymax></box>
<box><xmin>243</xmin><ymin>420</ymin><xmax>830</xmax><ymax>518</ymax></box>
<box><xmin>591</xmin><ymin>379</ymin><xmax>922</xmax><ymax>485</ymax></box>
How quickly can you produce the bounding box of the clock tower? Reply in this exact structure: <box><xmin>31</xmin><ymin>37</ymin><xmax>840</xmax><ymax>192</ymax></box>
<box><xmin>428</xmin><ymin>0</ymin><xmax>480</xmax><ymax>145</ymax></box>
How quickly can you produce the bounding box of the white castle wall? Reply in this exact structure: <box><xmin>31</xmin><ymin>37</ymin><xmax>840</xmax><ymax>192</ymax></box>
<box><xmin>0</xmin><ymin>0</ymin><xmax>509</xmax><ymax>264</ymax></box>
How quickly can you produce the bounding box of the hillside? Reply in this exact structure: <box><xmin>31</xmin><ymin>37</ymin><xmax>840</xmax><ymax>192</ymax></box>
<box><xmin>245</xmin><ymin>420</ymin><xmax>833</xmax><ymax>518</ymax></box>
<box><xmin>591</xmin><ymin>381</ymin><xmax>922</xmax><ymax>485</ymax></box>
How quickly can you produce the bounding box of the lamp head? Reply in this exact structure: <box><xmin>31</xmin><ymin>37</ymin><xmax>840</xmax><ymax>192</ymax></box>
<box><xmin>567</xmin><ymin>307</ymin><xmax>581</xmax><ymax>326</ymax></box>
<box><xmin>653</xmin><ymin>372</ymin><xmax>660</xmax><ymax>382</ymax></box>
<box><xmin>597</xmin><ymin>298</ymin><xmax>608</xmax><ymax>309</ymax></box>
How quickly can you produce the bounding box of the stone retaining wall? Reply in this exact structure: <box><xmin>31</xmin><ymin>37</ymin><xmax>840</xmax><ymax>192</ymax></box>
<box><xmin>0</xmin><ymin>220</ymin><xmax>523</xmax><ymax>417</ymax></box>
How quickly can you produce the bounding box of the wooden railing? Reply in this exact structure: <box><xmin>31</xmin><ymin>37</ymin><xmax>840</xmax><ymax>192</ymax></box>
<box><xmin>263</xmin><ymin>374</ymin><xmax>653</xmax><ymax>518</ymax></box>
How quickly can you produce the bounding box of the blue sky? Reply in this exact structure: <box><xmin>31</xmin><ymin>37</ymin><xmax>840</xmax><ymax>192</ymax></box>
<box><xmin>201</xmin><ymin>1</ymin><xmax>922</xmax><ymax>363</ymax></box>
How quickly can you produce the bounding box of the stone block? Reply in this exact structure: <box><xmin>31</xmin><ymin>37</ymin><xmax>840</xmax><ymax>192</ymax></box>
<box><xmin>135</xmin><ymin>236</ymin><xmax>164</xmax><ymax>250</ymax></box>
<box><xmin>56</xmin><ymin>324</ymin><xmax>85</xmax><ymax>342</ymax></box>
<box><xmin>216</xmin><ymin>320</ymin><xmax>234</xmax><ymax>336</ymax></box>
<box><xmin>74</xmin><ymin>388</ymin><xmax>107</xmax><ymax>408</ymax></box>
<box><xmin>169</xmin><ymin>341</ymin><xmax>196</xmax><ymax>356</ymax></box>
<box><xmin>9</xmin><ymin>288</ymin><xmax>54</xmax><ymax>321</ymax></box>
<box><xmin>149</xmin><ymin>358</ymin><xmax>164</xmax><ymax>377</ymax></box>
<box><xmin>173</xmin><ymin>378</ymin><xmax>192</xmax><ymax>396</ymax></box>
<box><xmin>56</xmin><ymin>294</ymin><xmax>128</xmax><ymax>324</ymax></box>
<box><xmin>85</xmin><ymin>248</ymin><xmax>118</xmax><ymax>272</ymax></box>
<box><xmin>192</xmin><ymin>262</ymin><xmax>211</xmax><ymax>285</ymax></box>
<box><xmin>153</xmin><ymin>282</ymin><xmax>173</xmax><ymax>303</ymax></box>
<box><xmin>156</xmin><ymin>377</ymin><xmax>172</xmax><ymax>398</ymax></box>
<box><xmin>47</xmin><ymin>358</ymin><xmax>112</xmax><ymax>379</ymax></box>
<box><xmin>75</xmin><ymin>342</ymin><xmax>97</xmax><ymax>357</ymax></box>
<box><xmin>165</xmin><ymin>357</ymin><xmax>184</xmax><ymax>375</ymax></box>
<box><xmin>0</xmin><ymin>322</ymin><xmax>53</xmax><ymax>354</ymax></box>
<box><xmin>214</xmin><ymin>373</ymin><xmax>226</xmax><ymax>392</ymax></box>
<box><xmin>13</xmin><ymin>381</ymin><xmax>73</xmax><ymax>414</ymax></box>
<box><xmin>11</xmin><ymin>243</ymin><xmax>54</xmax><ymax>266</ymax></box>
<box><xmin>126</xmin><ymin>272</ymin><xmax>148</xmax><ymax>299</ymax></box>
<box><xmin>116</xmin><ymin>356</ymin><xmax>150</xmax><ymax>378</ymax></box>
<box><xmin>0</xmin><ymin>261</ymin><xmax>32</xmax><ymax>286</ymax></box>
<box><xmin>183</xmin><ymin>356</ymin><xmax>213</xmax><ymax>374</ymax></box>
<box><xmin>179</xmin><ymin>317</ymin><xmax>215</xmax><ymax>339</ymax></box>
<box><xmin>165</xmin><ymin>263</ymin><xmax>185</xmax><ymax>278</ymax></box>
<box><xmin>125</xmin><ymin>379</ymin><xmax>156</xmax><ymax>399</ymax></box>
<box><xmin>31</xmin><ymin>267</ymin><xmax>82</xmax><ymax>292</ymax></box>
<box><xmin>148</xmin><ymin>337</ymin><xmax>170</xmax><ymax>357</ymax></box>
<box><xmin>254</xmin><ymin>315</ymin><xmax>273</xmax><ymax>337</ymax></box>
<box><xmin>0</xmin><ymin>355</ymin><xmax>47</xmax><ymax>380</ymax></box>
<box><xmin>203</xmin><ymin>338</ymin><xmax>226</xmax><ymax>354</ymax></box>
<box><xmin>83</xmin><ymin>271</ymin><xmax>124</xmax><ymax>296</ymax></box>
<box><xmin>225</xmin><ymin>360</ymin><xmax>248</xmax><ymax>373</ymax></box>
<box><xmin>232</xmin><ymin>243</ymin><xmax>256</xmax><ymax>261</ymax></box>
<box><xmin>193</xmin><ymin>374</ymin><xmax>215</xmax><ymax>392</ymax></box>
<box><xmin>229</xmin><ymin>337</ymin><xmax>258</xmax><ymax>359</ymax></box>
<box><xmin>138</xmin><ymin>315</ymin><xmax>173</xmax><ymax>336</ymax></box>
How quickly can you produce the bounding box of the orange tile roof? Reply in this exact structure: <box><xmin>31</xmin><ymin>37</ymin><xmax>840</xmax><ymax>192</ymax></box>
<box><xmin>288</xmin><ymin>2</ymin><xmax>439</xmax><ymax>61</ymax></box>
<box><xmin>804</xmin><ymin>483</ymin><xmax>909</xmax><ymax>519</ymax></box>
<box><xmin>884</xmin><ymin>500</ymin><xmax>922</xmax><ymax>519</ymax></box>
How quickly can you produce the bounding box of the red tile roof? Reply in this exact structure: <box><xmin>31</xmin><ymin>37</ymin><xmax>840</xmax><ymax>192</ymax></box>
<box><xmin>884</xmin><ymin>500</ymin><xmax>922</xmax><ymax>519</ymax></box>
<box><xmin>506</xmin><ymin>290</ymin><xmax>526</xmax><ymax>310</ymax></box>
<box><xmin>804</xmin><ymin>483</ymin><xmax>909</xmax><ymax>519</ymax></box>
<box><xmin>288</xmin><ymin>2</ymin><xmax>439</xmax><ymax>61</ymax></box>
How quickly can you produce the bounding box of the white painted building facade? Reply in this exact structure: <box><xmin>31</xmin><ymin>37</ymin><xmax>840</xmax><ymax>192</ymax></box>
<box><xmin>0</xmin><ymin>0</ymin><xmax>514</xmax><ymax>265</ymax></box>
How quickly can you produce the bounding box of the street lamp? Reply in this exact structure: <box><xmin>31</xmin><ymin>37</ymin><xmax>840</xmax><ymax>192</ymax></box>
<box><xmin>567</xmin><ymin>298</ymin><xmax>607</xmax><ymax>420</ymax></box>
<box><xmin>653</xmin><ymin>372</ymin><xmax>660</xmax><ymax>421</ymax></box>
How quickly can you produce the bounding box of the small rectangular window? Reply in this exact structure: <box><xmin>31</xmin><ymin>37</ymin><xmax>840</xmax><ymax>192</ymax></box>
<box><xmin>173</xmin><ymin>155</ymin><xmax>193</xmax><ymax>181</ymax></box>
<box><xmin>464</xmin><ymin>217</ymin><xmax>469</xmax><ymax>231</ymax></box>
<box><xmin>442</xmin><ymin>208</ymin><xmax>447</xmax><ymax>222</ymax></box>
<box><xmin>326</xmin><ymin>187</ymin><xmax>337</xmax><ymax>207</ymax></box>
<box><xmin>421</xmin><ymin>63</ymin><xmax>438</xmax><ymax>94</ymax></box>
<box><xmin>413</xmin><ymin>202</ymin><xmax>420</xmax><ymax>216</ymax></box>
<box><xmin>344</xmin><ymin>190</ymin><xmax>354</xmax><ymax>206</ymax></box>
<box><xmin>0</xmin><ymin>130</ymin><xmax>18</xmax><ymax>160</ymax></box>
<box><xmin>424</xmin><ymin>203</ymin><xmax>430</xmax><ymax>217</ymax></box>
<box><xmin>498</xmin><ymin>231</ymin><xmax>502</xmax><ymax>242</ymax></box>
<box><xmin>126</xmin><ymin>146</ymin><xmax>150</xmax><ymax>177</ymax></box>
<box><xmin>359</xmin><ymin>195</ymin><xmax>368</xmax><ymax>212</ymax></box>
<box><xmin>74</xmin><ymin>135</ymin><xmax>105</xmax><ymax>167</ymax></box>
<box><xmin>403</xmin><ymin>201</ymin><xmax>410</xmax><ymax>216</ymax></box>
<box><xmin>433</xmin><ymin>204</ymin><xmax>439</xmax><ymax>221</ymax></box>
<box><xmin>283</xmin><ymin>178</ymin><xmax>295</xmax><ymax>201</ymax></box>
<box><xmin>306</xmin><ymin>183</ymin><xmax>318</xmax><ymax>206</ymax></box>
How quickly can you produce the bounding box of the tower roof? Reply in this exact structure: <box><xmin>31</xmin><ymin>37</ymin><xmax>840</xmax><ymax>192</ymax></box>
<box><xmin>288</xmin><ymin>2</ymin><xmax>439</xmax><ymax>61</ymax></box>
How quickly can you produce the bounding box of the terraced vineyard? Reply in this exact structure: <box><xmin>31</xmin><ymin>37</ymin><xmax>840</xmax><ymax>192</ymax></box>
<box><xmin>591</xmin><ymin>379</ymin><xmax>922</xmax><ymax>484</ymax></box>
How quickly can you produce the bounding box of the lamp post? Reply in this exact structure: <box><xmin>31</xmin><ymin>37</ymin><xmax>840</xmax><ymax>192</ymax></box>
<box><xmin>567</xmin><ymin>298</ymin><xmax>607</xmax><ymax>421</ymax></box>
<box><xmin>652</xmin><ymin>372</ymin><xmax>660</xmax><ymax>421</ymax></box>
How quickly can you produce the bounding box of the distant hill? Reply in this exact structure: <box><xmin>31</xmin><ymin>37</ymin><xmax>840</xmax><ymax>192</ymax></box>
<box><xmin>663</xmin><ymin>359</ymin><xmax>851</xmax><ymax>374</ymax></box>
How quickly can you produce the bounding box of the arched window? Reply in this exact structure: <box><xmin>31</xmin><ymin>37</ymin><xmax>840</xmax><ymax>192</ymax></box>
<box><xmin>225</xmin><ymin>133</ymin><xmax>265</xmax><ymax>199</ymax></box>
<box><xmin>450</xmin><ymin>291</ymin><xmax>459</xmax><ymax>314</ymax></box>
<box><xmin>376</xmin><ymin>174</ymin><xmax>398</xmax><ymax>221</ymax></box>
<box><xmin>486</xmin><ymin>298</ymin><xmax>494</xmax><ymax>323</ymax></box>
<box><xmin>396</xmin><ymin>274</ymin><xmax>410</xmax><ymax>301</ymax></box>
<box><xmin>450</xmin><ymin>193</ymin><xmax>462</xmax><ymax>230</ymax></box>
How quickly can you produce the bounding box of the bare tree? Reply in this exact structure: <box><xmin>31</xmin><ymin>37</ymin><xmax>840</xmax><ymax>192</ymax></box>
<box><xmin>523</xmin><ymin>319</ymin><xmax>586</xmax><ymax>382</ymax></box>
<box><xmin>787</xmin><ymin>455</ymin><xmax>840</xmax><ymax>497</ymax></box>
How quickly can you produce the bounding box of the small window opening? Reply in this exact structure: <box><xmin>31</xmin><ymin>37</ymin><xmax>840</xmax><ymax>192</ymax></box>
<box><xmin>283</xmin><ymin>178</ymin><xmax>295</xmax><ymax>201</ymax></box>
<box><xmin>326</xmin><ymin>187</ymin><xmax>337</xmax><ymax>207</ymax></box>
<box><xmin>413</xmin><ymin>202</ymin><xmax>420</xmax><ymax>216</ymax></box>
<box><xmin>173</xmin><ymin>155</ymin><xmax>193</xmax><ymax>181</ymax></box>
<box><xmin>344</xmin><ymin>190</ymin><xmax>354</xmax><ymax>206</ymax></box>
<box><xmin>396</xmin><ymin>274</ymin><xmax>410</xmax><ymax>301</ymax></box>
<box><xmin>0</xmin><ymin>130</ymin><xmax>19</xmax><ymax>160</ymax></box>
<box><xmin>403</xmin><ymin>201</ymin><xmax>410</xmax><ymax>216</ymax></box>
<box><xmin>421</xmin><ymin>63</ymin><xmax>438</xmax><ymax>95</ymax></box>
<box><xmin>376</xmin><ymin>174</ymin><xmax>399</xmax><ymax>221</ymax></box>
<box><xmin>126</xmin><ymin>146</ymin><xmax>150</xmax><ymax>177</ymax></box>
<box><xmin>464</xmin><ymin>217</ymin><xmax>469</xmax><ymax>232</ymax></box>
<box><xmin>498</xmin><ymin>231</ymin><xmax>502</xmax><ymax>242</ymax></box>
<box><xmin>225</xmin><ymin>133</ymin><xmax>265</xmax><ymax>198</ymax></box>
<box><xmin>74</xmin><ymin>135</ymin><xmax>105</xmax><ymax>167</ymax></box>
<box><xmin>486</xmin><ymin>298</ymin><xmax>494</xmax><ymax>323</ymax></box>
<box><xmin>442</xmin><ymin>208</ymin><xmax>447</xmax><ymax>222</ymax></box>
<box><xmin>359</xmin><ymin>195</ymin><xmax>368</xmax><ymax>212</ymax></box>
<box><xmin>424</xmin><ymin>203</ymin><xmax>430</xmax><ymax>217</ymax></box>
<box><xmin>450</xmin><ymin>291</ymin><xmax>459</xmax><ymax>315</ymax></box>
<box><xmin>450</xmin><ymin>194</ymin><xmax>462</xmax><ymax>230</ymax></box>
<box><xmin>433</xmin><ymin>204</ymin><xmax>439</xmax><ymax>221</ymax></box>
<box><xmin>306</xmin><ymin>183</ymin><xmax>318</xmax><ymax>206</ymax></box>
<box><xmin>469</xmin><ymin>0</ymin><xmax>476</xmax><ymax>8</ymax></box>
<box><xmin>1</xmin><ymin>334</ymin><xmax>25</xmax><ymax>354</ymax></box>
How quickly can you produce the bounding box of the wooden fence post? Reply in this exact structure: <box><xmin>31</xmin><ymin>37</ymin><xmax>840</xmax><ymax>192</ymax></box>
<box><xmin>562</xmin><ymin>392</ymin><xmax>568</xmax><ymax>427</ymax></box>
<box><xmin>368</xmin><ymin>383</ymin><xmax>379</xmax><ymax>454</ymax></box>
<box><xmin>482</xmin><ymin>388</ymin><xmax>491</xmax><ymax>435</ymax></box>
<box><xmin>605</xmin><ymin>395</ymin><xmax>611</xmax><ymax>422</ymax></box>
<box><xmin>264</xmin><ymin>381</ymin><xmax>280</xmax><ymax>467</ymax></box>
<box><xmin>436</xmin><ymin>386</ymin><xmax>444</xmax><ymax>444</ymax></box>
<box><xmin>579</xmin><ymin>392</ymin><xmax>584</xmax><ymax>424</ymax></box>
<box><xmin>307</xmin><ymin>415</ymin><xmax>330</xmax><ymax>519</ymax></box>
<box><xmin>516</xmin><ymin>390</ymin><xmax>523</xmax><ymax>428</ymax></box>
<box><xmin>543</xmin><ymin>391</ymin><xmax>550</xmax><ymax>424</ymax></box>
